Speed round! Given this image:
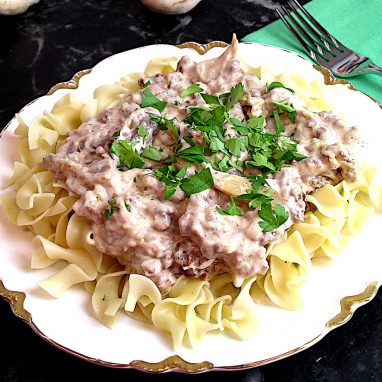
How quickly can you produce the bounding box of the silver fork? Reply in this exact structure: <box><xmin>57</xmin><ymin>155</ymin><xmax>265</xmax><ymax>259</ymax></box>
<box><xmin>276</xmin><ymin>0</ymin><xmax>382</xmax><ymax>78</ymax></box>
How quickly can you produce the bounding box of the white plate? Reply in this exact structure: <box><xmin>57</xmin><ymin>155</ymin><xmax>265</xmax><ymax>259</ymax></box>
<box><xmin>1</xmin><ymin>41</ymin><xmax>382</xmax><ymax>373</ymax></box>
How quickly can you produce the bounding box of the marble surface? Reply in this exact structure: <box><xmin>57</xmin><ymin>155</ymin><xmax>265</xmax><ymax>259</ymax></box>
<box><xmin>0</xmin><ymin>0</ymin><xmax>381</xmax><ymax>381</ymax></box>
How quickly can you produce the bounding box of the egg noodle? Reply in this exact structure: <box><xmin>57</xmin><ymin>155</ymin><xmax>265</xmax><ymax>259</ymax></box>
<box><xmin>1</xmin><ymin>55</ymin><xmax>382</xmax><ymax>349</ymax></box>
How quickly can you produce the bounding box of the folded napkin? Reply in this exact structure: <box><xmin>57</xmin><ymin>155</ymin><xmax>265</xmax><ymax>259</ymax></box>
<box><xmin>242</xmin><ymin>0</ymin><xmax>382</xmax><ymax>104</ymax></box>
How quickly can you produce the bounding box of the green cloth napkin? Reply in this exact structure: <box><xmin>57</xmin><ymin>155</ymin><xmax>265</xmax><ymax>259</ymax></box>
<box><xmin>242</xmin><ymin>0</ymin><xmax>382</xmax><ymax>103</ymax></box>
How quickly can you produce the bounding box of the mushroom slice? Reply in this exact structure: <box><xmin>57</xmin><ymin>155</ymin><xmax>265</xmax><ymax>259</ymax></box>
<box><xmin>0</xmin><ymin>0</ymin><xmax>39</xmax><ymax>15</ymax></box>
<box><xmin>140</xmin><ymin>0</ymin><xmax>202</xmax><ymax>14</ymax></box>
<box><xmin>212</xmin><ymin>169</ymin><xmax>286</xmax><ymax>209</ymax></box>
<box><xmin>212</xmin><ymin>170</ymin><xmax>252</xmax><ymax>197</ymax></box>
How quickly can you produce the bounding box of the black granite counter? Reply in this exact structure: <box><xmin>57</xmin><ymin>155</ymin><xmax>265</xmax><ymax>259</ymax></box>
<box><xmin>1</xmin><ymin>0</ymin><xmax>381</xmax><ymax>381</ymax></box>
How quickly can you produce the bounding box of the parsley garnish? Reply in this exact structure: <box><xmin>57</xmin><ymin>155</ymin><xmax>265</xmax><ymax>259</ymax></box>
<box><xmin>258</xmin><ymin>203</ymin><xmax>289</xmax><ymax>232</ymax></box>
<box><xmin>125</xmin><ymin>203</ymin><xmax>131</xmax><ymax>211</ymax></box>
<box><xmin>149</xmin><ymin>114</ymin><xmax>179</xmax><ymax>140</ymax></box>
<box><xmin>177</xmin><ymin>145</ymin><xmax>211</xmax><ymax>164</ymax></box>
<box><xmin>182</xmin><ymin>83</ymin><xmax>303</xmax><ymax>176</ymax></box>
<box><xmin>163</xmin><ymin>155</ymin><xmax>177</xmax><ymax>164</ymax></box>
<box><xmin>181</xmin><ymin>84</ymin><xmax>203</xmax><ymax>98</ymax></box>
<box><xmin>141</xmin><ymin>146</ymin><xmax>163</xmax><ymax>161</ymax></box>
<box><xmin>137</xmin><ymin>124</ymin><xmax>149</xmax><ymax>139</ymax></box>
<box><xmin>186</xmin><ymin>105</ymin><xmax>226</xmax><ymax>128</ymax></box>
<box><xmin>141</xmin><ymin>89</ymin><xmax>167</xmax><ymax>112</ymax></box>
<box><xmin>224</xmin><ymin>113</ymin><xmax>304</xmax><ymax>175</ymax></box>
<box><xmin>247</xmin><ymin>117</ymin><xmax>265</xmax><ymax>131</ymax></box>
<box><xmin>183</xmin><ymin>135</ymin><xmax>196</xmax><ymax>146</ymax></box>
<box><xmin>216</xmin><ymin>201</ymin><xmax>243</xmax><ymax>216</ymax></box>
<box><xmin>248</xmin><ymin>152</ymin><xmax>275</xmax><ymax>171</ymax></box>
<box><xmin>273</xmin><ymin>101</ymin><xmax>296</xmax><ymax>122</ymax></box>
<box><xmin>110</xmin><ymin>140</ymin><xmax>145</xmax><ymax>169</ymax></box>
<box><xmin>174</xmin><ymin>100</ymin><xmax>182</xmax><ymax>106</ymax></box>
<box><xmin>234</xmin><ymin>191</ymin><xmax>273</xmax><ymax>209</ymax></box>
<box><xmin>215</xmin><ymin>155</ymin><xmax>230</xmax><ymax>172</ymax></box>
<box><xmin>176</xmin><ymin>164</ymin><xmax>189</xmax><ymax>179</ymax></box>
<box><xmin>210</xmin><ymin>135</ymin><xmax>226</xmax><ymax>153</ymax></box>
<box><xmin>246</xmin><ymin>174</ymin><xmax>269</xmax><ymax>190</ymax></box>
<box><xmin>199</xmin><ymin>82</ymin><xmax>243</xmax><ymax>111</ymax></box>
<box><xmin>265</xmin><ymin>81</ymin><xmax>295</xmax><ymax>94</ymax></box>
<box><xmin>201</xmin><ymin>93</ymin><xmax>220</xmax><ymax>105</ymax></box>
<box><xmin>273</xmin><ymin>101</ymin><xmax>295</xmax><ymax>113</ymax></box>
<box><xmin>180</xmin><ymin>168</ymin><xmax>214</xmax><ymax>196</ymax></box>
<box><xmin>273</xmin><ymin>110</ymin><xmax>284</xmax><ymax>134</ymax></box>
<box><xmin>108</xmin><ymin>82</ymin><xmax>305</xmax><ymax>207</ymax></box>
<box><xmin>224</xmin><ymin>82</ymin><xmax>244</xmax><ymax>111</ymax></box>
<box><xmin>105</xmin><ymin>199</ymin><xmax>119</xmax><ymax>219</ymax></box>
<box><xmin>228</xmin><ymin>117</ymin><xmax>248</xmax><ymax>134</ymax></box>
<box><xmin>143</xmin><ymin>80</ymin><xmax>153</xmax><ymax>88</ymax></box>
<box><xmin>225</xmin><ymin>137</ymin><xmax>247</xmax><ymax>157</ymax></box>
<box><xmin>154</xmin><ymin>164</ymin><xmax>189</xmax><ymax>199</ymax></box>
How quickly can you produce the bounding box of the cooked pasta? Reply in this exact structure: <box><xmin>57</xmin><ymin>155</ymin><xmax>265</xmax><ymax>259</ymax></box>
<box><xmin>1</xmin><ymin>47</ymin><xmax>382</xmax><ymax>350</ymax></box>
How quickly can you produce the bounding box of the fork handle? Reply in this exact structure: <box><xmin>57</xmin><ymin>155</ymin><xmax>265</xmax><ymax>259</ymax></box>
<box><xmin>356</xmin><ymin>62</ymin><xmax>382</xmax><ymax>76</ymax></box>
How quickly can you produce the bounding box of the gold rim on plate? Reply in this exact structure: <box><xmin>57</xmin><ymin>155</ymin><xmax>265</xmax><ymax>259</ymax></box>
<box><xmin>0</xmin><ymin>40</ymin><xmax>381</xmax><ymax>373</ymax></box>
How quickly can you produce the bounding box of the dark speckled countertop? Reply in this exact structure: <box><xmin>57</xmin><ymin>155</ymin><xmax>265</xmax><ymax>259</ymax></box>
<box><xmin>0</xmin><ymin>1</ymin><xmax>381</xmax><ymax>381</ymax></box>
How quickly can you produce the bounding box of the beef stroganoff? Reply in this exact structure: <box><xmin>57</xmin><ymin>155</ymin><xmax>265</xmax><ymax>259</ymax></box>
<box><xmin>1</xmin><ymin>38</ymin><xmax>382</xmax><ymax>348</ymax></box>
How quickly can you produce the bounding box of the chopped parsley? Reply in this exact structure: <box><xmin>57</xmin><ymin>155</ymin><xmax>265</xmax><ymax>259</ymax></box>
<box><xmin>154</xmin><ymin>164</ymin><xmax>189</xmax><ymax>199</ymax></box>
<box><xmin>181</xmin><ymin>84</ymin><xmax>203</xmax><ymax>98</ymax></box>
<box><xmin>225</xmin><ymin>137</ymin><xmax>247</xmax><ymax>157</ymax></box>
<box><xmin>224</xmin><ymin>82</ymin><xmax>244</xmax><ymax>111</ymax></box>
<box><xmin>110</xmin><ymin>140</ymin><xmax>145</xmax><ymax>169</ymax></box>
<box><xmin>143</xmin><ymin>80</ymin><xmax>153</xmax><ymax>88</ymax></box>
<box><xmin>125</xmin><ymin>203</ymin><xmax>131</xmax><ymax>211</ymax></box>
<box><xmin>273</xmin><ymin>109</ymin><xmax>284</xmax><ymax>134</ymax></box>
<box><xmin>137</xmin><ymin>124</ymin><xmax>149</xmax><ymax>139</ymax></box>
<box><xmin>198</xmin><ymin>82</ymin><xmax>244</xmax><ymax>111</ymax></box>
<box><xmin>109</xmin><ymin>81</ymin><xmax>305</xmax><ymax>209</ymax></box>
<box><xmin>182</xmin><ymin>85</ymin><xmax>303</xmax><ymax>176</ymax></box>
<box><xmin>176</xmin><ymin>164</ymin><xmax>189</xmax><ymax>179</ymax></box>
<box><xmin>141</xmin><ymin>89</ymin><xmax>167</xmax><ymax>112</ymax></box>
<box><xmin>227</xmin><ymin>117</ymin><xmax>248</xmax><ymax>134</ymax></box>
<box><xmin>273</xmin><ymin>101</ymin><xmax>296</xmax><ymax>123</ymax></box>
<box><xmin>246</xmin><ymin>174</ymin><xmax>269</xmax><ymax>190</ymax></box>
<box><xmin>163</xmin><ymin>155</ymin><xmax>177</xmax><ymax>164</ymax></box>
<box><xmin>234</xmin><ymin>190</ymin><xmax>273</xmax><ymax>209</ymax></box>
<box><xmin>210</xmin><ymin>135</ymin><xmax>226</xmax><ymax>153</ymax></box>
<box><xmin>248</xmin><ymin>152</ymin><xmax>275</xmax><ymax>171</ymax></box>
<box><xmin>149</xmin><ymin>114</ymin><xmax>179</xmax><ymax>140</ymax></box>
<box><xmin>180</xmin><ymin>168</ymin><xmax>214</xmax><ymax>196</ymax></box>
<box><xmin>216</xmin><ymin>201</ymin><xmax>243</xmax><ymax>216</ymax></box>
<box><xmin>177</xmin><ymin>145</ymin><xmax>211</xmax><ymax>165</ymax></box>
<box><xmin>105</xmin><ymin>199</ymin><xmax>119</xmax><ymax>219</ymax></box>
<box><xmin>201</xmin><ymin>93</ymin><xmax>220</xmax><ymax>105</ymax></box>
<box><xmin>215</xmin><ymin>155</ymin><xmax>230</xmax><ymax>172</ymax></box>
<box><xmin>265</xmin><ymin>81</ymin><xmax>295</xmax><ymax>94</ymax></box>
<box><xmin>247</xmin><ymin>116</ymin><xmax>265</xmax><ymax>131</ymax></box>
<box><xmin>186</xmin><ymin>105</ymin><xmax>226</xmax><ymax>128</ymax></box>
<box><xmin>141</xmin><ymin>146</ymin><xmax>163</xmax><ymax>161</ymax></box>
<box><xmin>258</xmin><ymin>203</ymin><xmax>289</xmax><ymax>232</ymax></box>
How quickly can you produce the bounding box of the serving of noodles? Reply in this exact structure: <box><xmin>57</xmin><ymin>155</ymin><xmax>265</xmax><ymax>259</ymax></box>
<box><xmin>1</xmin><ymin>40</ymin><xmax>382</xmax><ymax>351</ymax></box>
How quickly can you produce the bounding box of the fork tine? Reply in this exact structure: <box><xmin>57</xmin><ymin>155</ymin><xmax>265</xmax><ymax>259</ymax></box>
<box><xmin>291</xmin><ymin>0</ymin><xmax>345</xmax><ymax>51</ymax></box>
<box><xmin>281</xmin><ymin>5</ymin><xmax>334</xmax><ymax>56</ymax></box>
<box><xmin>286</xmin><ymin>1</ymin><xmax>336</xmax><ymax>54</ymax></box>
<box><xmin>279</xmin><ymin>5</ymin><xmax>328</xmax><ymax>61</ymax></box>
<box><xmin>275</xmin><ymin>8</ymin><xmax>319</xmax><ymax>62</ymax></box>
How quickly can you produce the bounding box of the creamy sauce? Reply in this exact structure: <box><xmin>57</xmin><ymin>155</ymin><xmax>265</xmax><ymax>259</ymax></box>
<box><xmin>43</xmin><ymin>44</ymin><xmax>362</xmax><ymax>292</ymax></box>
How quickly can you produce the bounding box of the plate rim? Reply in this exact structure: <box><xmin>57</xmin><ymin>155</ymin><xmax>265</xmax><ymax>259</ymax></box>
<box><xmin>0</xmin><ymin>39</ymin><xmax>381</xmax><ymax>374</ymax></box>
